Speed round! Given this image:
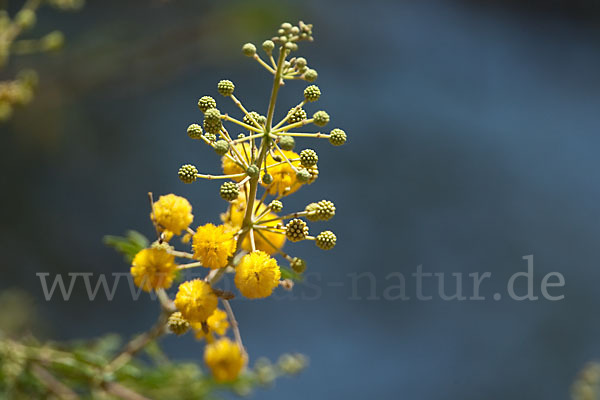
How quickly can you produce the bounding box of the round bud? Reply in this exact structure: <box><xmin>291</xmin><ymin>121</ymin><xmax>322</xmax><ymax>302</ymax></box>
<box><xmin>315</xmin><ymin>231</ymin><xmax>337</xmax><ymax>250</ymax></box>
<box><xmin>242</xmin><ymin>43</ymin><xmax>256</xmax><ymax>57</ymax></box>
<box><xmin>291</xmin><ymin>26</ymin><xmax>300</xmax><ymax>35</ymax></box>
<box><xmin>312</xmin><ymin>111</ymin><xmax>330</xmax><ymax>127</ymax></box>
<box><xmin>178</xmin><ymin>164</ymin><xmax>198</xmax><ymax>183</ymax></box>
<box><xmin>303</xmin><ymin>85</ymin><xmax>320</xmax><ymax>102</ymax></box>
<box><xmin>281</xmin><ymin>22</ymin><xmax>293</xmax><ymax>31</ymax></box>
<box><xmin>305</xmin><ymin>200</ymin><xmax>335</xmax><ymax>221</ymax></box>
<box><xmin>198</xmin><ymin>96</ymin><xmax>217</xmax><ymax>113</ymax></box>
<box><xmin>285</xmin><ymin>42</ymin><xmax>295</xmax><ymax>51</ymax></box>
<box><xmin>290</xmin><ymin>257</ymin><xmax>307</xmax><ymax>274</ymax></box>
<box><xmin>279</xmin><ymin>36</ymin><xmax>288</xmax><ymax>43</ymax></box>
<box><xmin>278</xmin><ymin>135</ymin><xmax>295</xmax><ymax>151</ymax></box>
<box><xmin>213</xmin><ymin>139</ymin><xmax>230</xmax><ymax>156</ymax></box>
<box><xmin>42</xmin><ymin>31</ymin><xmax>64</xmax><ymax>51</ymax></box>
<box><xmin>278</xmin><ymin>29</ymin><xmax>285</xmax><ymax>36</ymax></box>
<box><xmin>269</xmin><ymin>200</ymin><xmax>283</xmax><ymax>213</ymax></box>
<box><xmin>220</xmin><ymin>181</ymin><xmax>239</xmax><ymax>201</ymax></box>
<box><xmin>246</xmin><ymin>164</ymin><xmax>260</xmax><ymax>178</ymax></box>
<box><xmin>217</xmin><ymin>80</ymin><xmax>235</xmax><ymax>97</ymax></box>
<box><xmin>295</xmin><ymin>57</ymin><xmax>307</xmax><ymax>69</ymax></box>
<box><xmin>15</xmin><ymin>9</ymin><xmax>36</xmax><ymax>30</ymax></box>
<box><xmin>167</xmin><ymin>312</ymin><xmax>190</xmax><ymax>335</ymax></box>
<box><xmin>187</xmin><ymin>123</ymin><xmax>203</xmax><ymax>139</ymax></box>
<box><xmin>262</xmin><ymin>173</ymin><xmax>273</xmax><ymax>184</ymax></box>
<box><xmin>329</xmin><ymin>128</ymin><xmax>347</xmax><ymax>146</ymax></box>
<box><xmin>299</xmin><ymin>149</ymin><xmax>318</xmax><ymax>167</ymax></box>
<box><xmin>204</xmin><ymin>133</ymin><xmax>217</xmax><ymax>143</ymax></box>
<box><xmin>203</xmin><ymin>108</ymin><xmax>222</xmax><ymax>134</ymax></box>
<box><xmin>296</xmin><ymin>168</ymin><xmax>312</xmax><ymax>183</ymax></box>
<box><xmin>243</xmin><ymin>111</ymin><xmax>265</xmax><ymax>127</ymax></box>
<box><xmin>287</xmin><ymin>107</ymin><xmax>307</xmax><ymax>124</ymax></box>
<box><xmin>285</xmin><ymin>219</ymin><xmax>308</xmax><ymax>242</ymax></box>
<box><xmin>262</xmin><ymin>40</ymin><xmax>275</xmax><ymax>53</ymax></box>
<box><xmin>304</xmin><ymin>69</ymin><xmax>318</xmax><ymax>82</ymax></box>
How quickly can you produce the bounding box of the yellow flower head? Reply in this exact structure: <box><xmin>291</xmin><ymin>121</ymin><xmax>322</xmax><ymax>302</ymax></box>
<box><xmin>222</xmin><ymin>143</ymin><xmax>255</xmax><ymax>182</ymax></box>
<box><xmin>235</xmin><ymin>251</ymin><xmax>281</xmax><ymax>299</ymax></box>
<box><xmin>174</xmin><ymin>279</ymin><xmax>218</xmax><ymax>323</ymax></box>
<box><xmin>262</xmin><ymin>149</ymin><xmax>305</xmax><ymax>196</ymax></box>
<box><xmin>192</xmin><ymin>223</ymin><xmax>237</xmax><ymax>269</ymax></box>
<box><xmin>222</xmin><ymin>195</ymin><xmax>285</xmax><ymax>255</ymax></box>
<box><xmin>151</xmin><ymin>194</ymin><xmax>194</xmax><ymax>236</ymax></box>
<box><xmin>192</xmin><ymin>308</ymin><xmax>229</xmax><ymax>341</ymax></box>
<box><xmin>204</xmin><ymin>337</ymin><xmax>247</xmax><ymax>383</ymax></box>
<box><xmin>130</xmin><ymin>248</ymin><xmax>177</xmax><ymax>292</ymax></box>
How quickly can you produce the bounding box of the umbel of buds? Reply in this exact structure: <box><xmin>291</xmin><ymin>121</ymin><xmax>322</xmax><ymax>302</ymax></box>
<box><xmin>129</xmin><ymin>20</ymin><xmax>347</xmax><ymax>384</ymax></box>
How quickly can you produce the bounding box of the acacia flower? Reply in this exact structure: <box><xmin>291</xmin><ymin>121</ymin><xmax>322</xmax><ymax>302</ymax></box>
<box><xmin>151</xmin><ymin>194</ymin><xmax>193</xmax><ymax>236</ymax></box>
<box><xmin>174</xmin><ymin>279</ymin><xmax>218</xmax><ymax>324</ymax></box>
<box><xmin>193</xmin><ymin>308</ymin><xmax>229</xmax><ymax>342</ymax></box>
<box><xmin>130</xmin><ymin>248</ymin><xmax>177</xmax><ymax>292</ymax></box>
<box><xmin>235</xmin><ymin>251</ymin><xmax>281</xmax><ymax>299</ymax></box>
<box><xmin>204</xmin><ymin>337</ymin><xmax>247</xmax><ymax>383</ymax></box>
<box><xmin>192</xmin><ymin>223</ymin><xmax>236</xmax><ymax>269</ymax></box>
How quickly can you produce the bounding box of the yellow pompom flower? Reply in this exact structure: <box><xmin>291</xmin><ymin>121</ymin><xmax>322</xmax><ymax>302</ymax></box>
<box><xmin>235</xmin><ymin>251</ymin><xmax>281</xmax><ymax>299</ymax></box>
<box><xmin>222</xmin><ymin>143</ymin><xmax>255</xmax><ymax>182</ymax></box>
<box><xmin>222</xmin><ymin>196</ymin><xmax>285</xmax><ymax>255</ymax></box>
<box><xmin>262</xmin><ymin>149</ymin><xmax>305</xmax><ymax>196</ymax></box>
<box><xmin>130</xmin><ymin>248</ymin><xmax>177</xmax><ymax>292</ymax></box>
<box><xmin>193</xmin><ymin>308</ymin><xmax>229</xmax><ymax>341</ymax></box>
<box><xmin>204</xmin><ymin>337</ymin><xmax>247</xmax><ymax>383</ymax></box>
<box><xmin>192</xmin><ymin>223</ymin><xmax>237</xmax><ymax>269</ymax></box>
<box><xmin>151</xmin><ymin>194</ymin><xmax>194</xmax><ymax>236</ymax></box>
<box><xmin>174</xmin><ymin>279</ymin><xmax>218</xmax><ymax>323</ymax></box>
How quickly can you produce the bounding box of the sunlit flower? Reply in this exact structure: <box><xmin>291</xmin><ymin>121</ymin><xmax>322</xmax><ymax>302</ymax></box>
<box><xmin>192</xmin><ymin>223</ymin><xmax>237</xmax><ymax>269</ymax></box>
<box><xmin>204</xmin><ymin>337</ymin><xmax>247</xmax><ymax>382</ymax></box>
<box><xmin>151</xmin><ymin>194</ymin><xmax>194</xmax><ymax>236</ymax></box>
<box><xmin>174</xmin><ymin>279</ymin><xmax>218</xmax><ymax>323</ymax></box>
<box><xmin>193</xmin><ymin>308</ymin><xmax>229</xmax><ymax>342</ymax></box>
<box><xmin>235</xmin><ymin>251</ymin><xmax>281</xmax><ymax>299</ymax></box>
<box><xmin>130</xmin><ymin>248</ymin><xmax>177</xmax><ymax>292</ymax></box>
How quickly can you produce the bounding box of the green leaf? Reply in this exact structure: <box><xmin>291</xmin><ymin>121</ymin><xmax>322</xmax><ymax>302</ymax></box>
<box><xmin>103</xmin><ymin>230</ymin><xmax>150</xmax><ymax>262</ymax></box>
<box><xmin>280</xmin><ymin>266</ymin><xmax>303</xmax><ymax>282</ymax></box>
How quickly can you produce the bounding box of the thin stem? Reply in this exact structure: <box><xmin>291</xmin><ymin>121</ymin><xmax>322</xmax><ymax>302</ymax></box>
<box><xmin>222</xmin><ymin>299</ymin><xmax>247</xmax><ymax>359</ymax></box>
<box><xmin>253</xmin><ymin>53</ymin><xmax>276</xmax><ymax>74</ymax></box>
<box><xmin>195</xmin><ymin>172</ymin><xmax>246</xmax><ymax>180</ymax></box>
<box><xmin>272</xmin><ymin>100</ymin><xmax>306</xmax><ymax>130</ymax></box>
<box><xmin>222</xmin><ymin>115</ymin><xmax>263</xmax><ymax>133</ymax></box>
<box><xmin>273</xmin><ymin>118</ymin><xmax>314</xmax><ymax>133</ymax></box>
<box><xmin>177</xmin><ymin>261</ymin><xmax>202</xmax><ymax>270</ymax></box>
<box><xmin>274</xmin><ymin>131</ymin><xmax>328</xmax><ymax>138</ymax></box>
<box><xmin>230</xmin><ymin>94</ymin><xmax>262</xmax><ymax>129</ymax></box>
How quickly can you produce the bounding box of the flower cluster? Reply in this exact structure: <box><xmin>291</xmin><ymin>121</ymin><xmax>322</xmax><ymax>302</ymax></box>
<box><xmin>129</xmin><ymin>21</ymin><xmax>346</xmax><ymax>383</ymax></box>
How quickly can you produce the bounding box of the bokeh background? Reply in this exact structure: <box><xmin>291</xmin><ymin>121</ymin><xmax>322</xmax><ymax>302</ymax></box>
<box><xmin>2</xmin><ymin>0</ymin><xmax>600</xmax><ymax>398</ymax></box>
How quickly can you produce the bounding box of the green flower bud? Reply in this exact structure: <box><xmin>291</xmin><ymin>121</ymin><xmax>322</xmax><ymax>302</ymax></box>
<box><xmin>299</xmin><ymin>149</ymin><xmax>318</xmax><ymax>167</ymax></box>
<box><xmin>178</xmin><ymin>164</ymin><xmax>198</xmax><ymax>183</ymax></box>
<box><xmin>217</xmin><ymin>80</ymin><xmax>235</xmax><ymax>97</ymax></box>
<box><xmin>15</xmin><ymin>9</ymin><xmax>36</xmax><ymax>30</ymax></box>
<box><xmin>315</xmin><ymin>230</ymin><xmax>336</xmax><ymax>250</ymax></box>
<box><xmin>304</xmin><ymin>69</ymin><xmax>318</xmax><ymax>82</ymax></box>
<box><xmin>242</xmin><ymin>43</ymin><xmax>256</xmax><ymax>57</ymax></box>
<box><xmin>220</xmin><ymin>181</ymin><xmax>239</xmax><ymax>201</ymax></box>
<box><xmin>285</xmin><ymin>219</ymin><xmax>308</xmax><ymax>242</ymax></box>
<box><xmin>295</xmin><ymin>57</ymin><xmax>307</xmax><ymax>69</ymax></box>
<box><xmin>246</xmin><ymin>164</ymin><xmax>259</xmax><ymax>178</ymax></box>
<box><xmin>281</xmin><ymin>22</ymin><xmax>293</xmax><ymax>32</ymax></box>
<box><xmin>278</xmin><ymin>135</ymin><xmax>295</xmax><ymax>151</ymax></box>
<box><xmin>204</xmin><ymin>133</ymin><xmax>217</xmax><ymax>143</ymax></box>
<box><xmin>287</xmin><ymin>107</ymin><xmax>307</xmax><ymax>124</ymax></box>
<box><xmin>290</xmin><ymin>257</ymin><xmax>306</xmax><ymax>274</ymax></box>
<box><xmin>285</xmin><ymin>42</ymin><xmax>296</xmax><ymax>51</ymax></box>
<box><xmin>329</xmin><ymin>128</ymin><xmax>347</xmax><ymax>146</ymax></box>
<box><xmin>214</xmin><ymin>139</ymin><xmax>230</xmax><ymax>156</ymax></box>
<box><xmin>167</xmin><ymin>312</ymin><xmax>190</xmax><ymax>335</ymax></box>
<box><xmin>312</xmin><ymin>111</ymin><xmax>329</xmax><ymax>127</ymax></box>
<box><xmin>269</xmin><ymin>200</ymin><xmax>283</xmax><ymax>213</ymax></box>
<box><xmin>305</xmin><ymin>200</ymin><xmax>335</xmax><ymax>221</ymax></box>
<box><xmin>41</xmin><ymin>31</ymin><xmax>64</xmax><ymax>51</ymax></box>
<box><xmin>203</xmin><ymin>108</ymin><xmax>222</xmax><ymax>134</ymax></box>
<box><xmin>187</xmin><ymin>123</ymin><xmax>203</xmax><ymax>139</ymax></box>
<box><xmin>303</xmin><ymin>85</ymin><xmax>321</xmax><ymax>102</ymax></box>
<box><xmin>296</xmin><ymin>168</ymin><xmax>312</xmax><ymax>183</ymax></box>
<box><xmin>262</xmin><ymin>40</ymin><xmax>275</xmax><ymax>53</ymax></box>
<box><xmin>243</xmin><ymin>111</ymin><xmax>265</xmax><ymax>127</ymax></box>
<box><xmin>198</xmin><ymin>96</ymin><xmax>216</xmax><ymax>113</ymax></box>
<box><xmin>262</xmin><ymin>173</ymin><xmax>273</xmax><ymax>184</ymax></box>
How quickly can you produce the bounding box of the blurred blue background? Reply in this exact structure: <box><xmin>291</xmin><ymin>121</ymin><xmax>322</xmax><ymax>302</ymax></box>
<box><xmin>2</xmin><ymin>0</ymin><xmax>600</xmax><ymax>398</ymax></box>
